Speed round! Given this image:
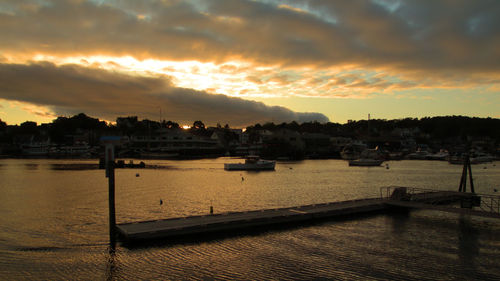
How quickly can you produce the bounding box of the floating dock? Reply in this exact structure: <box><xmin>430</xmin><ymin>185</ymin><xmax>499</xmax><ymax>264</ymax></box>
<box><xmin>116</xmin><ymin>188</ymin><xmax>498</xmax><ymax>244</ymax></box>
<box><xmin>117</xmin><ymin>198</ymin><xmax>386</xmax><ymax>243</ymax></box>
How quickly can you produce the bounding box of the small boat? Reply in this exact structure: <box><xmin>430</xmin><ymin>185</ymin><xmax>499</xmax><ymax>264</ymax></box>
<box><xmin>340</xmin><ymin>142</ymin><xmax>367</xmax><ymax>160</ymax></box>
<box><xmin>224</xmin><ymin>156</ymin><xmax>276</xmax><ymax>171</ymax></box>
<box><xmin>448</xmin><ymin>152</ymin><xmax>495</xmax><ymax>165</ymax></box>
<box><xmin>470</xmin><ymin>152</ymin><xmax>495</xmax><ymax>164</ymax></box>
<box><xmin>138</xmin><ymin>149</ymin><xmax>179</xmax><ymax>159</ymax></box>
<box><xmin>407</xmin><ymin>149</ymin><xmax>432</xmax><ymax>160</ymax></box>
<box><xmin>348</xmin><ymin>147</ymin><xmax>384</xmax><ymax>166</ymax></box>
<box><xmin>427</xmin><ymin>149</ymin><xmax>449</xmax><ymax>161</ymax></box>
<box><xmin>348</xmin><ymin>159</ymin><xmax>384</xmax><ymax>166</ymax></box>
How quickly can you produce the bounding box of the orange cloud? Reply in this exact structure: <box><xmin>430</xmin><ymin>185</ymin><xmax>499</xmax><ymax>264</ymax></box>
<box><xmin>0</xmin><ymin>62</ymin><xmax>328</xmax><ymax>126</ymax></box>
<box><xmin>1</xmin><ymin>0</ymin><xmax>499</xmax><ymax>75</ymax></box>
<box><xmin>1</xmin><ymin>0</ymin><xmax>499</xmax><ymax>122</ymax></box>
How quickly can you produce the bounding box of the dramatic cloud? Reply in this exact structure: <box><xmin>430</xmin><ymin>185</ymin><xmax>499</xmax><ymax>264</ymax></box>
<box><xmin>1</xmin><ymin>0</ymin><xmax>499</xmax><ymax>73</ymax></box>
<box><xmin>0</xmin><ymin>62</ymin><xmax>328</xmax><ymax>126</ymax></box>
<box><xmin>0</xmin><ymin>0</ymin><xmax>498</xmax><ymax>123</ymax></box>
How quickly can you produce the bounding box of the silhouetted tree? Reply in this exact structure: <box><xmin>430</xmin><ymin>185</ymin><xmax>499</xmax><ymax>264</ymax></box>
<box><xmin>165</xmin><ymin>120</ymin><xmax>180</xmax><ymax>129</ymax></box>
<box><xmin>19</xmin><ymin>121</ymin><xmax>38</xmax><ymax>135</ymax></box>
<box><xmin>192</xmin><ymin>120</ymin><xmax>205</xmax><ymax>130</ymax></box>
<box><xmin>0</xmin><ymin>119</ymin><xmax>6</xmax><ymax>130</ymax></box>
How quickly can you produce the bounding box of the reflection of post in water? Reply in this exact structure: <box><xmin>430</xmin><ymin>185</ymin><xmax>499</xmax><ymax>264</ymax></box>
<box><xmin>106</xmin><ymin>251</ymin><xmax>117</xmax><ymax>281</ymax></box>
<box><xmin>389</xmin><ymin>209</ymin><xmax>410</xmax><ymax>235</ymax></box>
<box><xmin>458</xmin><ymin>216</ymin><xmax>479</xmax><ymax>272</ymax></box>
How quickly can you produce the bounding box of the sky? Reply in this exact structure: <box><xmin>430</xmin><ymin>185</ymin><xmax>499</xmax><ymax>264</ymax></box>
<box><xmin>0</xmin><ymin>0</ymin><xmax>499</xmax><ymax>127</ymax></box>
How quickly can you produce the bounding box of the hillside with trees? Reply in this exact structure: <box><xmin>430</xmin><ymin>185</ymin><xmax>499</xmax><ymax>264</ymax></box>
<box><xmin>0</xmin><ymin>114</ymin><xmax>499</xmax><ymax>159</ymax></box>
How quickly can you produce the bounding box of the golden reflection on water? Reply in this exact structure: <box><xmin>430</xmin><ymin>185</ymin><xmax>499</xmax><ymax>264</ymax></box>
<box><xmin>1</xmin><ymin>158</ymin><xmax>500</xmax><ymax>279</ymax></box>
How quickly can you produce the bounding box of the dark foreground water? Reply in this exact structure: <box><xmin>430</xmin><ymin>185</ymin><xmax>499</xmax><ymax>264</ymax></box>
<box><xmin>1</xmin><ymin>158</ymin><xmax>499</xmax><ymax>280</ymax></box>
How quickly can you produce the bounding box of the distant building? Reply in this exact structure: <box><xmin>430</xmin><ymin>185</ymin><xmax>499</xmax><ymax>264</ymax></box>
<box><xmin>129</xmin><ymin>128</ymin><xmax>222</xmax><ymax>157</ymax></box>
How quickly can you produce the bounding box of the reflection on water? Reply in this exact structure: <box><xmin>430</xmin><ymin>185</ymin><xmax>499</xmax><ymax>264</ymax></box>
<box><xmin>24</xmin><ymin>163</ymin><xmax>39</xmax><ymax>170</ymax></box>
<box><xmin>106</xmin><ymin>251</ymin><xmax>118</xmax><ymax>281</ymax></box>
<box><xmin>50</xmin><ymin>163</ymin><xmax>99</xmax><ymax>170</ymax></box>
<box><xmin>389</xmin><ymin>208</ymin><xmax>410</xmax><ymax>235</ymax></box>
<box><xmin>0</xmin><ymin>158</ymin><xmax>499</xmax><ymax>279</ymax></box>
<box><xmin>458</xmin><ymin>216</ymin><xmax>479</xmax><ymax>273</ymax></box>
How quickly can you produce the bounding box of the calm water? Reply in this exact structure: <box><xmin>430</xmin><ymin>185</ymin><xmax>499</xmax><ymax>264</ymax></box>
<box><xmin>1</xmin><ymin>158</ymin><xmax>500</xmax><ymax>280</ymax></box>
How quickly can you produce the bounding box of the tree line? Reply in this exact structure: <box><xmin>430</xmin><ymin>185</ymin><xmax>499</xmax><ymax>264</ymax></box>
<box><xmin>1</xmin><ymin>113</ymin><xmax>499</xmax><ymax>147</ymax></box>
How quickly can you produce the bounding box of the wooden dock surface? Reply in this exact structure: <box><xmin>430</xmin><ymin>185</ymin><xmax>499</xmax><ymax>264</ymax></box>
<box><xmin>117</xmin><ymin>198</ymin><xmax>386</xmax><ymax>243</ymax></box>
<box><xmin>116</xmin><ymin>190</ymin><xmax>495</xmax><ymax>243</ymax></box>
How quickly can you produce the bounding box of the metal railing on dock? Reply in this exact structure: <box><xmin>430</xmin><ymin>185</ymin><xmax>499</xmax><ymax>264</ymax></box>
<box><xmin>380</xmin><ymin>186</ymin><xmax>500</xmax><ymax>216</ymax></box>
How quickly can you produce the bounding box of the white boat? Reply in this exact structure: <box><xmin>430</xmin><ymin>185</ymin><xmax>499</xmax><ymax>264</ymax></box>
<box><xmin>139</xmin><ymin>151</ymin><xmax>179</xmax><ymax>159</ymax></box>
<box><xmin>348</xmin><ymin>159</ymin><xmax>384</xmax><ymax>166</ymax></box>
<box><xmin>471</xmin><ymin>152</ymin><xmax>495</xmax><ymax>164</ymax></box>
<box><xmin>407</xmin><ymin>149</ymin><xmax>432</xmax><ymax>160</ymax></box>
<box><xmin>448</xmin><ymin>151</ymin><xmax>495</xmax><ymax>165</ymax></box>
<box><xmin>427</xmin><ymin>149</ymin><xmax>449</xmax><ymax>161</ymax></box>
<box><xmin>224</xmin><ymin>156</ymin><xmax>276</xmax><ymax>171</ymax></box>
<box><xmin>348</xmin><ymin>147</ymin><xmax>384</xmax><ymax>166</ymax></box>
<box><xmin>50</xmin><ymin>144</ymin><xmax>92</xmax><ymax>157</ymax></box>
<box><xmin>21</xmin><ymin>143</ymin><xmax>50</xmax><ymax>156</ymax></box>
<box><xmin>340</xmin><ymin>142</ymin><xmax>367</xmax><ymax>160</ymax></box>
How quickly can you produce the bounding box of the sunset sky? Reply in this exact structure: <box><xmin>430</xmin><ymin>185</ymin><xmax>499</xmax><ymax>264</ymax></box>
<box><xmin>1</xmin><ymin>0</ymin><xmax>499</xmax><ymax>127</ymax></box>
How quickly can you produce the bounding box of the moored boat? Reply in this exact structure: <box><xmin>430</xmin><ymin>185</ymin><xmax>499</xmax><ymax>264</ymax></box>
<box><xmin>448</xmin><ymin>152</ymin><xmax>495</xmax><ymax>165</ymax></box>
<box><xmin>340</xmin><ymin>142</ymin><xmax>367</xmax><ymax>160</ymax></box>
<box><xmin>348</xmin><ymin>147</ymin><xmax>384</xmax><ymax>166</ymax></box>
<box><xmin>224</xmin><ymin>155</ymin><xmax>276</xmax><ymax>171</ymax></box>
<box><xmin>348</xmin><ymin>159</ymin><xmax>384</xmax><ymax>166</ymax></box>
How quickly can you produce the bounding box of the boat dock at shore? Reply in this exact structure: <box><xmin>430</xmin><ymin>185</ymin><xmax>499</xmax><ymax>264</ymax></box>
<box><xmin>116</xmin><ymin>188</ymin><xmax>500</xmax><ymax>244</ymax></box>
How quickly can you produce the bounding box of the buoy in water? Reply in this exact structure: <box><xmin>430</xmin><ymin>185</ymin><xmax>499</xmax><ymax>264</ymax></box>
<box><xmin>385</xmin><ymin>163</ymin><xmax>389</xmax><ymax>169</ymax></box>
<box><xmin>160</xmin><ymin>199</ymin><xmax>163</xmax><ymax>205</ymax></box>
<box><xmin>136</xmin><ymin>173</ymin><xmax>140</xmax><ymax>177</ymax></box>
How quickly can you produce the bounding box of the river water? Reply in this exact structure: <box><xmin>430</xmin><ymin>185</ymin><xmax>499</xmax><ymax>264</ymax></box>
<box><xmin>0</xmin><ymin>158</ymin><xmax>499</xmax><ymax>280</ymax></box>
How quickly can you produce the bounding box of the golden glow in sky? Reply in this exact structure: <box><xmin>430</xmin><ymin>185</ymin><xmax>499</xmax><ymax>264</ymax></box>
<box><xmin>0</xmin><ymin>0</ymin><xmax>499</xmax><ymax>126</ymax></box>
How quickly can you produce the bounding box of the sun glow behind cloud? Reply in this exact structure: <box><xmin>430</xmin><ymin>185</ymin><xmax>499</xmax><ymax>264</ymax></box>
<box><xmin>27</xmin><ymin>54</ymin><xmax>275</xmax><ymax>98</ymax></box>
<box><xmin>15</xmin><ymin>53</ymin><xmax>461</xmax><ymax>101</ymax></box>
<box><xmin>0</xmin><ymin>0</ymin><xmax>499</xmax><ymax>125</ymax></box>
<box><xmin>3</xmin><ymin>50</ymin><xmax>498</xmax><ymax>126</ymax></box>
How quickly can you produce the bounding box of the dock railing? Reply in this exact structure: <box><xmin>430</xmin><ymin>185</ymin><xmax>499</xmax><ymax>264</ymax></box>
<box><xmin>380</xmin><ymin>186</ymin><xmax>500</xmax><ymax>215</ymax></box>
<box><xmin>380</xmin><ymin>186</ymin><xmax>454</xmax><ymax>201</ymax></box>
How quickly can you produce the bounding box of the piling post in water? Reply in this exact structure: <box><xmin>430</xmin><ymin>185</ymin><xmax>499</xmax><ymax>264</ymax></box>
<box><xmin>107</xmin><ymin>156</ymin><xmax>116</xmax><ymax>252</ymax></box>
<box><xmin>467</xmin><ymin>157</ymin><xmax>475</xmax><ymax>193</ymax></box>
<box><xmin>102</xmin><ymin>136</ymin><xmax>121</xmax><ymax>252</ymax></box>
<box><xmin>458</xmin><ymin>152</ymin><xmax>480</xmax><ymax>209</ymax></box>
<box><xmin>458</xmin><ymin>153</ymin><xmax>475</xmax><ymax>193</ymax></box>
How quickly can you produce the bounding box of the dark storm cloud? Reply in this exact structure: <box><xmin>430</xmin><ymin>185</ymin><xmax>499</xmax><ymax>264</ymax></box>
<box><xmin>1</xmin><ymin>0</ymin><xmax>499</xmax><ymax>73</ymax></box>
<box><xmin>0</xmin><ymin>62</ymin><xmax>328</xmax><ymax>126</ymax></box>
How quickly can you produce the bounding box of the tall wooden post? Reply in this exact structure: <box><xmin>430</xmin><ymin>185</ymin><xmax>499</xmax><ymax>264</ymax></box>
<box><xmin>105</xmin><ymin>142</ymin><xmax>117</xmax><ymax>252</ymax></box>
<box><xmin>458</xmin><ymin>156</ymin><xmax>467</xmax><ymax>192</ymax></box>
<box><xmin>458</xmin><ymin>153</ymin><xmax>475</xmax><ymax>193</ymax></box>
<box><xmin>108</xmin><ymin>160</ymin><xmax>116</xmax><ymax>251</ymax></box>
<box><xmin>467</xmin><ymin>157</ymin><xmax>475</xmax><ymax>193</ymax></box>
